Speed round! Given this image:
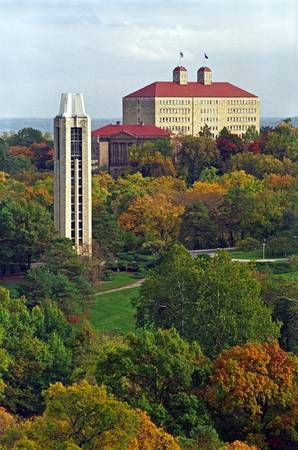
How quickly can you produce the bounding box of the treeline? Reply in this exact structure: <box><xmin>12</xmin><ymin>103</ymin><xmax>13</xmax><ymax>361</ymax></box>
<box><xmin>0</xmin><ymin>122</ymin><xmax>298</xmax><ymax>448</ymax></box>
<box><xmin>0</xmin><ymin>248</ymin><xmax>297</xmax><ymax>448</ymax></box>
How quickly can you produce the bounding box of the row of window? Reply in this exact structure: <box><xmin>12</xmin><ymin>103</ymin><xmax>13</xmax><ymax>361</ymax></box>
<box><xmin>227</xmin><ymin>99</ymin><xmax>257</xmax><ymax>105</ymax></box>
<box><xmin>159</xmin><ymin>99</ymin><xmax>191</xmax><ymax>105</ymax></box>
<box><xmin>157</xmin><ymin>98</ymin><xmax>257</xmax><ymax>106</ymax></box>
<box><xmin>160</xmin><ymin>126</ymin><xmax>191</xmax><ymax>132</ymax></box>
<box><xmin>227</xmin><ymin>108</ymin><xmax>257</xmax><ymax>114</ymax></box>
<box><xmin>159</xmin><ymin>108</ymin><xmax>191</xmax><ymax>114</ymax></box>
<box><xmin>160</xmin><ymin>116</ymin><xmax>191</xmax><ymax>123</ymax></box>
<box><xmin>228</xmin><ymin>125</ymin><xmax>253</xmax><ymax>131</ymax></box>
<box><xmin>201</xmin><ymin>117</ymin><xmax>218</xmax><ymax>122</ymax></box>
<box><xmin>227</xmin><ymin>117</ymin><xmax>257</xmax><ymax>122</ymax></box>
<box><xmin>200</xmin><ymin>125</ymin><xmax>218</xmax><ymax>131</ymax></box>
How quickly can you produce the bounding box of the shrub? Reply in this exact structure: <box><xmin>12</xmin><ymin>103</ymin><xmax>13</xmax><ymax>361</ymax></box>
<box><xmin>237</xmin><ymin>238</ymin><xmax>261</xmax><ymax>251</ymax></box>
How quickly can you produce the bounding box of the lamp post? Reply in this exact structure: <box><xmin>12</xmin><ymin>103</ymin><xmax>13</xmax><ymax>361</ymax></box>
<box><xmin>262</xmin><ymin>241</ymin><xmax>266</xmax><ymax>260</ymax></box>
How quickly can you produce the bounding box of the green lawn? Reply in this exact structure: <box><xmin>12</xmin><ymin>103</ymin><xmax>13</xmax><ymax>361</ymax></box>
<box><xmin>276</xmin><ymin>271</ymin><xmax>298</xmax><ymax>281</ymax></box>
<box><xmin>97</xmin><ymin>272</ymin><xmax>138</xmax><ymax>293</ymax></box>
<box><xmin>89</xmin><ymin>287</ymin><xmax>139</xmax><ymax>333</ymax></box>
<box><xmin>0</xmin><ymin>282</ymin><xmax>20</xmax><ymax>297</ymax></box>
<box><xmin>230</xmin><ymin>249</ymin><xmax>265</xmax><ymax>260</ymax></box>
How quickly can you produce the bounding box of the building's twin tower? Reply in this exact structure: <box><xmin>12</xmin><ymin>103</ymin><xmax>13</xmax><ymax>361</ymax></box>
<box><xmin>54</xmin><ymin>93</ymin><xmax>92</xmax><ymax>255</ymax></box>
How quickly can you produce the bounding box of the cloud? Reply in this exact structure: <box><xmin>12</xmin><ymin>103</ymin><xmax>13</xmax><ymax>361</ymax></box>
<box><xmin>0</xmin><ymin>0</ymin><xmax>297</xmax><ymax>117</ymax></box>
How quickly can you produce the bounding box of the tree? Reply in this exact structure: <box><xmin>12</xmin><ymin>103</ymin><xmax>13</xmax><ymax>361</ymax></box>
<box><xmin>128</xmin><ymin>142</ymin><xmax>176</xmax><ymax>177</ymax></box>
<box><xmin>30</xmin><ymin>142</ymin><xmax>54</xmax><ymax>170</ymax></box>
<box><xmin>175</xmin><ymin>135</ymin><xmax>219</xmax><ymax>184</ymax></box>
<box><xmin>0</xmin><ymin>197</ymin><xmax>54</xmax><ymax>273</ymax></box>
<box><xmin>96</xmin><ymin>328</ymin><xmax>212</xmax><ymax>437</ymax></box>
<box><xmin>135</xmin><ymin>246</ymin><xmax>280</xmax><ymax>357</ymax></box>
<box><xmin>92</xmin><ymin>203</ymin><xmax>124</xmax><ymax>258</ymax></box>
<box><xmin>230</xmin><ymin>152</ymin><xmax>297</xmax><ymax>179</ymax></box>
<box><xmin>7</xmin><ymin>127</ymin><xmax>43</xmax><ymax>147</ymax></box>
<box><xmin>261</xmin><ymin>275</ymin><xmax>298</xmax><ymax>354</ymax></box>
<box><xmin>118</xmin><ymin>192</ymin><xmax>184</xmax><ymax>246</ymax></box>
<box><xmin>179</xmin><ymin>201</ymin><xmax>218</xmax><ymax>249</ymax></box>
<box><xmin>0</xmin><ymin>288</ymin><xmax>74</xmax><ymax>416</ymax></box>
<box><xmin>0</xmin><ymin>380</ymin><xmax>180</xmax><ymax>449</ymax></box>
<box><xmin>242</xmin><ymin>126</ymin><xmax>259</xmax><ymax>143</ymax></box>
<box><xmin>19</xmin><ymin>239</ymin><xmax>94</xmax><ymax>315</ymax></box>
<box><xmin>263</xmin><ymin>122</ymin><xmax>298</xmax><ymax>161</ymax></box>
<box><xmin>205</xmin><ymin>342</ymin><xmax>298</xmax><ymax>449</ymax></box>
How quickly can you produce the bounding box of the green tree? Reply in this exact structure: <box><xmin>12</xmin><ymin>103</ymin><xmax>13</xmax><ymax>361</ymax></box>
<box><xmin>92</xmin><ymin>204</ymin><xmax>124</xmax><ymax>258</ymax></box>
<box><xmin>19</xmin><ymin>239</ymin><xmax>94</xmax><ymax>314</ymax></box>
<box><xmin>0</xmin><ymin>197</ymin><xmax>54</xmax><ymax>273</ymax></box>
<box><xmin>179</xmin><ymin>201</ymin><xmax>218</xmax><ymax>249</ymax></box>
<box><xmin>175</xmin><ymin>135</ymin><xmax>219</xmax><ymax>184</ymax></box>
<box><xmin>7</xmin><ymin>127</ymin><xmax>43</xmax><ymax>147</ymax></box>
<box><xmin>136</xmin><ymin>246</ymin><xmax>280</xmax><ymax>357</ymax></box>
<box><xmin>0</xmin><ymin>288</ymin><xmax>74</xmax><ymax>416</ymax></box>
<box><xmin>96</xmin><ymin>328</ymin><xmax>212</xmax><ymax>437</ymax></box>
<box><xmin>261</xmin><ymin>275</ymin><xmax>298</xmax><ymax>354</ymax></box>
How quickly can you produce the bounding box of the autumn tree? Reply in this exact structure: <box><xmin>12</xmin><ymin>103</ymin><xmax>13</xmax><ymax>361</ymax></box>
<box><xmin>205</xmin><ymin>341</ymin><xmax>298</xmax><ymax>449</ymax></box>
<box><xmin>230</xmin><ymin>152</ymin><xmax>298</xmax><ymax>179</ymax></box>
<box><xmin>0</xmin><ymin>380</ymin><xmax>180</xmax><ymax>449</ymax></box>
<box><xmin>118</xmin><ymin>192</ymin><xmax>184</xmax><ymax>246</ymax></box>
<box><xmin>136</xmin><ymin>246</ymin><xmax>280</xmax><ymax>357</ymax></box>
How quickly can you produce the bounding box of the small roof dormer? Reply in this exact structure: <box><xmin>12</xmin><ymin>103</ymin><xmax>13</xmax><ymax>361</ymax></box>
<box><xmin>173</xmin><ymin>66</ymin><xmax>188</xmax><ymax>85</ymax></box>
<box><xmin>197</xmin><ymin>66</ymin><xmax>212</xmax><ymax>85</ymax></box>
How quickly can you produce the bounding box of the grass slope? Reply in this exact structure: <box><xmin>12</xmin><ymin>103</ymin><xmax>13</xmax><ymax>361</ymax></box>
<box><xmin>89</xmin><ymin>287</ymin><xmax>139</xmax><ymax>333</ymax></box>
<box><xmin>97</xmin><ymin>272</ymin><xmax>137</xmax><ymax>293</ymax></box>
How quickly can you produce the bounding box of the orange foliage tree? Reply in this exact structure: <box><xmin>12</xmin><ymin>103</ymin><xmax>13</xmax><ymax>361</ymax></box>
<box><xmin>205</xmin><ymin>341</ymin><xmax>298</xmax><ymax>449</ymax></box>
<box><xmin>118</xmin><ymin>192</ymin><xmax>184</xmax><ymax>245</ymax></box>
<box><xmin>128</xmin><ymin>410</ymin><xmax>180</xmax><ymax>450</ymax></box>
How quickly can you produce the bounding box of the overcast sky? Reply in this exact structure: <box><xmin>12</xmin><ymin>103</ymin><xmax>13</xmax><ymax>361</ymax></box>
<box><xmin>0</xmin><ymin>0</ymin><xmax>297</xmax><ymax>118</ymax></box>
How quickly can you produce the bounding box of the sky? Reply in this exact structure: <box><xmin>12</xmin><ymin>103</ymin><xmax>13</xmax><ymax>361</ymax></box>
<box><xmin>0</xmin><ymin>0</ymin><xmax>297</xmax><ymax>118</ymax></box>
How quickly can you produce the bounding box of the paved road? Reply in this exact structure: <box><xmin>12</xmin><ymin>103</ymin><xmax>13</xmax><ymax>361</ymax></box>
<box><xmin>96</xmin><ymin>279</ymin><xmax>144</xmax><ymax>296</ymax></box>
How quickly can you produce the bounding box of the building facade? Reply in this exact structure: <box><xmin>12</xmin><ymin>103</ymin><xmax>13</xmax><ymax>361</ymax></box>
<box><xmin>123</xmin><ymin>66</ymin><xmax>260</xmax><ymax>137</ymax></box>
<box><xmin>54</xmin><ymin>93</ymin><xmax>92</xmax><ymax>255</ymax></box>
<box><xmin>91</xmin><ymin>123</ymin><xmax>171</xmax><ymax>177</ymax></box>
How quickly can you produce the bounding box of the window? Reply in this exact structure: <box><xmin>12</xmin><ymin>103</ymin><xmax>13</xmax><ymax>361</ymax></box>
<box><xmin>71</xmin><ymin>127</ymin><xmax>82</xmax><ymax>160</ymax></box>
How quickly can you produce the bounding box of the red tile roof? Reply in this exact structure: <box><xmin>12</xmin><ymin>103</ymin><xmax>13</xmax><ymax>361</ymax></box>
<box><xmin>91</xmin><ymin>124</ymin><xmax>171</xmax><ymax>138</ymax></box>
<box><xmin>124</xmin><ymin>81</ymin><xmax>258</xmax><ymax>98</ymax></box>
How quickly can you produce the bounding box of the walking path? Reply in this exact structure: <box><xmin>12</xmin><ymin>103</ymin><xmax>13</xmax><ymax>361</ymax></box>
<box><xmin>96</xmin><ymin>279</ymin><xmax>144</xmax><ymax>296</ymax></box>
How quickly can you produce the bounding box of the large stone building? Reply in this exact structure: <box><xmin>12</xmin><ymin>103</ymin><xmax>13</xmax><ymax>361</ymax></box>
<box><xmin>123</xmin><ymin>66</ymin><xmax>260</xmax><ymax>137</ymax></box>
<box><xmin>91</xmin><ymin>123</ymin><xmax>171</xmax><ymax>177</ymax></box>
<box><xmin>54</xmin><ymin>93</ymin><xmax>92</xmax><ymax>255</ymax></box>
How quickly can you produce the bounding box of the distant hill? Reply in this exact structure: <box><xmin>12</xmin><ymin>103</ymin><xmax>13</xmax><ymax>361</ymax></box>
<box><xmin>0</xmin><ymin>117</ymin><xmax>297</xmax><ymax>135</ymax></box>
<box><xmin>0</xmin><ymin>118</ymin><xmax>120</xmax><ymax>134</ymax></box>
<box><xmin>261</xmin><ymin>117</ymin><xmax>298</xmax><ymax>128</ymax></box>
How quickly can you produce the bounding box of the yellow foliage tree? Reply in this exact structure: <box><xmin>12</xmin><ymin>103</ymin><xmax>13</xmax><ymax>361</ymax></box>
<box><xmin>118</xmin><ymin>192</ymin><xmax>184</xmax><ymax>245</ymax></box>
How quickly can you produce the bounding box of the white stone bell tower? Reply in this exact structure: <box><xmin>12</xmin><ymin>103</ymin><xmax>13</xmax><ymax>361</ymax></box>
<box><xmin>54</xmin><ymin>93</ymin><xmax>92</xmax><ymax>256</ymax></box>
